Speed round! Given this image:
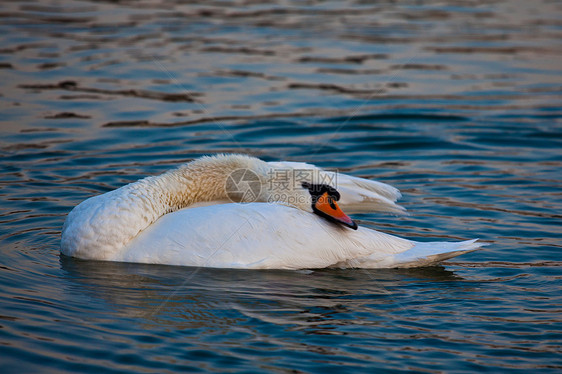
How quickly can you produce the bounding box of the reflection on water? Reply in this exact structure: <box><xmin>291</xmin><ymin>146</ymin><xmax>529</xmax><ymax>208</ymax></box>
<box><xmin>61</xmin><ymin>256</ymin><xmax>465</xmax><ymax>325</ymax></box>
<box><xmin>56</xmin><ymin>257</ymin><xmax>561</xmax><ymax>372</ymax></box>
<box><xmin>0</xmin><ymin>0</ymin><xmax>561</xmax><ymax>372</ymax></box>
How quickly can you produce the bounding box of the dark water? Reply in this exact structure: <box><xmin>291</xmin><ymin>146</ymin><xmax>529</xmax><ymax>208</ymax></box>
<box><xmin>1</xmin><ymin>0</ymin><xmax>561</xmax><ymax>372</ymax></box>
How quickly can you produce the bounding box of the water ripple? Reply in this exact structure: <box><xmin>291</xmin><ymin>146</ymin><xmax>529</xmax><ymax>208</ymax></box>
<box><xmin>0</xmin><ymin>0</ymin><xmax>561</xmax><ymax>372</ymax></box>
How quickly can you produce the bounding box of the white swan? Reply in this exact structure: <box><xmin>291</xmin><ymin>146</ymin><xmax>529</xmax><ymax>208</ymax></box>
<box><xmin>61</xmin><ymin>154</ymin><xmax>483</xmax><ymax>269</ymax></box>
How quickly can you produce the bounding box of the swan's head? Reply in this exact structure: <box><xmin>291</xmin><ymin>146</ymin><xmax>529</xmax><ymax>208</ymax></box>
<box><xmin>300</xmin><ymin>182</ymin><xmax>358</xmax><ymax>230</ymax></box>
<box><xmin>253</xmin><ymin>165</ymin><xmax>358</xmax><ymax>230</ymax></box>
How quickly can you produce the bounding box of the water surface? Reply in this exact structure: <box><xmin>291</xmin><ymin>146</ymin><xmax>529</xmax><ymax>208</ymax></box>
<box><xmin>0</xmin><ymin>0</ymin><xmax>561</xmax><ymax>372</ymax></box>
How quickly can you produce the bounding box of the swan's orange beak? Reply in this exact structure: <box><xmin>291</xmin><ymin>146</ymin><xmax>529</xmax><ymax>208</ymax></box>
<box><xmin>314</xmin><ymin>192</ymin><xmax>358</xmax><ymax>230</ymax></box>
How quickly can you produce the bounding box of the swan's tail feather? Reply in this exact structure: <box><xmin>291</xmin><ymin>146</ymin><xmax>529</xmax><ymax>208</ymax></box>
<box><xmin>333</xmin><ymin>238</ymin><xmax>484</xmax><ymax>269</ymax></box>
<box><xmin>391</xmin><ymin>239</ymin><xmax>484</xmax><ymax>268</ymax></box>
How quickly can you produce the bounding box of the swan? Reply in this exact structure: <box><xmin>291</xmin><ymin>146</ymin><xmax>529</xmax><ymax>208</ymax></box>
<box><xmin>61</xmin><ymin>154</ymin><xmax>483</xmax><ymax>269</ymax></box>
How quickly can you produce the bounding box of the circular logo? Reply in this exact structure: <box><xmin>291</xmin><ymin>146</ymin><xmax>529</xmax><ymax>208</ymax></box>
<box><xmin>225</xmin><ymin>168</ymin><xmax>261</xmax><ymax>203</ymax></box>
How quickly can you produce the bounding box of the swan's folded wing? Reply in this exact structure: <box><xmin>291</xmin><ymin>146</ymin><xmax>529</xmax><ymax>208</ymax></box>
<box><xmin>331</xmin><ymin>175</ymin><xmax>406</xmax><ymax>214</ymax></box>
<box><xmin>268</xmin><ymin>161</ymin><xmax>406</xmax><ymax>215</ymax></box>
<box><xmin>116</xmin><ymin>203</ymin><xmax>380</xmax><ymax>270</ymax></box>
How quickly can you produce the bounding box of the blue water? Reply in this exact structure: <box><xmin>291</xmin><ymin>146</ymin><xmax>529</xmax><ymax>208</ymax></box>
<box><xmin>1</xmin><ymin>0</ymin><xmax>561</xmax><ymax>372</ymax></box>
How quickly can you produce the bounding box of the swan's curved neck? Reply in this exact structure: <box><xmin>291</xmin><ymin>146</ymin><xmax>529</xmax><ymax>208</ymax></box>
<box><xmin>61</xmin><ymin>154</ymin><xmax>267</xmax><ymax>260</ymax></box>
<box><xmin>153</xmin><ymin>156</ymin><xmax>247</xmax><ymax>212</ymax></box>
<box><xmin>129</xmin><ymin>154</ymin><xmax>271</xmax><ymax>224</ymax></box>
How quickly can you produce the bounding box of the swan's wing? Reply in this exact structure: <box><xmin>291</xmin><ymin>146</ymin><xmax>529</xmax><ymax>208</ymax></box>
<box><xmin>116</xmin><ymin>203</ymin><xmax>413</xmax><ymax>270</ymax></box>
<box><xmin>111</xmin><ymin>201</ymin><xmax>482</xmax><ymax>269</ymax></box>
<box><xmin>267</xmin><ymin>161</ymin><xmax>406</xmax><ymax>215</ymax></box>
<box><xmin>328</xmin><ymin>172</ymin><xmax>405</xmax><ymax>214</ymax></box>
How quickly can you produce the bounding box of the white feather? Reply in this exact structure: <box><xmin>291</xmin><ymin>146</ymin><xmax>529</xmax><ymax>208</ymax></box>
<box><xmin>114</xmin><ymin>203</ymin><xmax>413</xmax><ymax>269</ymax></box>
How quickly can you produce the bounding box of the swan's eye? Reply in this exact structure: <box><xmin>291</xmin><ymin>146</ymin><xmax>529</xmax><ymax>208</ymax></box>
<box><xmin>301</xmin><ymin>182</ymin><xmax>341</xmax><ymax>201</ymax></box>
<box><xmin>328</xmin><ymin>196</ymin><xmax>337</xmax><ymax>210</ymax></box>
